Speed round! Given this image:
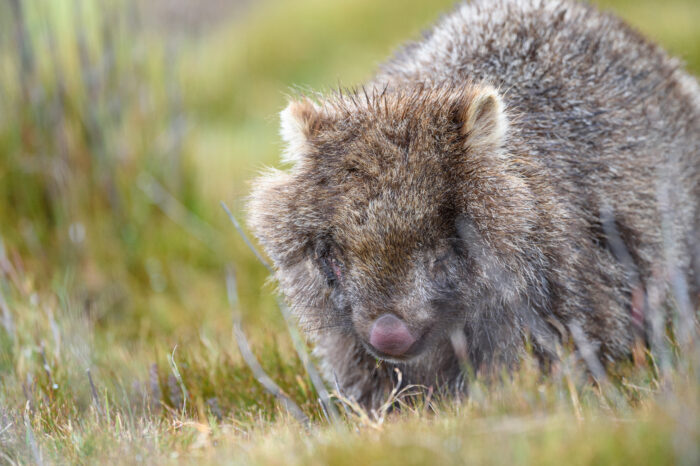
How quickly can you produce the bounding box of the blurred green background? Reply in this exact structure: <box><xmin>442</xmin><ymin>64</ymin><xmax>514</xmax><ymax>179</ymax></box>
<box><xmin>0</xmin><ymin>0</ymin><xmax>698</xmax><ymax>417</ymax></box>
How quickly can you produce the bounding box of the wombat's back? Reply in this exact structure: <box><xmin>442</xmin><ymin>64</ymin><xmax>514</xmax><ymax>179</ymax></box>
<box><xmin>377</xmin><ymin>0</ymin><xmax>700</xmax><ymax>297</ymax></box>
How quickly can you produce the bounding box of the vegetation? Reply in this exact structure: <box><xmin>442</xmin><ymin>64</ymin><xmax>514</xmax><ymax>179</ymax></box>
<box><xmin>0</xmin><ymin>0</ymin><xmax>698</xmax><ymax>463</ymax></box>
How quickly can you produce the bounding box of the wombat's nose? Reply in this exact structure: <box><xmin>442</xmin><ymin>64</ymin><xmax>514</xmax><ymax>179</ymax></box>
<box><xmin>369</xmin><ymin>314</ymin><xmax>416</xmax><ymax>356</ymax></box>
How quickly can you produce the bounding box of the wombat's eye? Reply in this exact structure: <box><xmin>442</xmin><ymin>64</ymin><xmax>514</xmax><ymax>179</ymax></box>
<box><xmin>320</xmin><ymin>255</ymin><xmax>343</xmax><ymax>285</ymax></box>
<box><xmin>316</xmin><ymin>243</ymin><xmax>343</xmax><ymax>286</ymax></box>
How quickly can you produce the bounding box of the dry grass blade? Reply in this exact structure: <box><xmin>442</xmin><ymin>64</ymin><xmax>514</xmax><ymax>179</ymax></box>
<box><xmin>168</xmin><ymin>346</ymin><xmax>189</xmax><ymax>416</ymax></box>
<box><xmin>332</xmin><ymin>369</ymin><xmax>423</xmax><ymax>430</ymax></box>
<box><xmin>221</xmin><ymin>201</ymin><xmax>340</xmax><ymax>423</ymax></box>
<box><xmin>275</xmin><ymin>298</ymin><xmax>340</xmax><ymax>422</ymax></box>
<box><xmin>86</xmin><ymin>368</ymin><xmax>104</xmax><ymax>420</ymax></box>
<box><xmin>220</xmin><ymin>201</ymin><xmax>272</xmax><ymax>273</ymax></box>
<box><xmin>23</xmin><ymin>410</ymin><xmax>43</xmax><ymax>466</ymax></box>
<box><xmin>568</xmin><ymin>321</ymin><xmax>607</xmax><ymax>383</ymax></box>
<box><xmin>139</xmin><ymin>172</ymin><xmax>223</xmax><ymax>251</ymax></box>
<box><xmin>0</xmin><ymin>279</ymin><xmax>14</xmax><ymax>338</ymax></box>
<box><xmin>226</xmin><ymin>266</ymin><xmax>310</xmax><ymax>427</ymax></box>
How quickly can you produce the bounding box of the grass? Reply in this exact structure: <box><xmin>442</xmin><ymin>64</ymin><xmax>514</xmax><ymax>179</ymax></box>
<box><xmin>0</xmin><ymin>0</ymin><xmax>698</xmax><ymax>463</ymax></box>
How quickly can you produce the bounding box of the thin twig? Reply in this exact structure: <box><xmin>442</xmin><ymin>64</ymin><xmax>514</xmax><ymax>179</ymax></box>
<box><xmin>226</xmin><ymin>267</ymin><xmax>309</xmax><ymax>427</ymax></box>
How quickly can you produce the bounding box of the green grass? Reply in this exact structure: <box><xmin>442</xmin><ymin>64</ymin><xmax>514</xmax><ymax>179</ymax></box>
<box><xmin>0</xmin><ymin>0</ymin><xmax>698</xmax><ymax>463</ymax></box>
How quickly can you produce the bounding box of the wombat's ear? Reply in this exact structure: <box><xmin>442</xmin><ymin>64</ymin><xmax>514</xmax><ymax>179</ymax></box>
<box><xmin>455</xmin><ymin>85</ymin><xmax>508</xmax><ymax>152</ymax></box>
<box><xmin>279</xmin><ymin>98</ymin><xmax>326</xmax><ymax>164</ymax></box>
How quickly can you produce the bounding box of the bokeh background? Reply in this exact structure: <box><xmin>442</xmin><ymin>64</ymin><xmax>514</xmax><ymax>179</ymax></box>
<box><xmin>0</xmin><ymin>0</ymin><xmax>698</xmax><ymax>461</ymax></box>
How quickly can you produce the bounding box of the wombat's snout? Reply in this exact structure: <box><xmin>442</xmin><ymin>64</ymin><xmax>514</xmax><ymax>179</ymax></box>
<box><xmin>369</xmin><ymin>314</ymin><xmax>416</xmax><ymax>357</ymax></box>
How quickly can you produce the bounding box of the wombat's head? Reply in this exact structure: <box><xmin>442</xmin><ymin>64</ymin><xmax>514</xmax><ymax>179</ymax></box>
<box><xmin>249</xmin><ymin>84</ymin><xmax>535</xmax><ymax>365</ymax></box>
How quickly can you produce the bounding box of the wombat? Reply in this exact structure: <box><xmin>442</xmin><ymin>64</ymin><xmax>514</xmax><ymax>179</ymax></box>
<box><xmin>248</xmin><ymin>0</ymin><xmax>700</xmax><ymax>408</ymax></box>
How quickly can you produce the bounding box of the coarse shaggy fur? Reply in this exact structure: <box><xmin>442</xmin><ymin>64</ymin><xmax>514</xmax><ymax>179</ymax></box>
<box><xmin>248</xmin><ymin>0</ymin><xmax>700</xmax><ymax>409</ymax></box>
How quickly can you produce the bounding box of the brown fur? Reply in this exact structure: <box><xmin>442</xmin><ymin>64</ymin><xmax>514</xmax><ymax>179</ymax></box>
<box><xmin>248</xmin><ymin>0</ymin><xmax>700</xmax><ymax>408</ymax></box>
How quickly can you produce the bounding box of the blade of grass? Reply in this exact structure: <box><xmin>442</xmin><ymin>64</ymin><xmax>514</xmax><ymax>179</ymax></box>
<box><xmin>226</xmin><ymin>266</ymin><xmax>309</xmax><ymax>427</ymax></box>
<box><xmin>221</xmin><ymin>201</ymin><xmax>340</xmax><ymax>423</ymax></box>
<box><xmin>168</xmin><ymin>345</ymin><xmax>189</xmax><ymax>416</ymax></box>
